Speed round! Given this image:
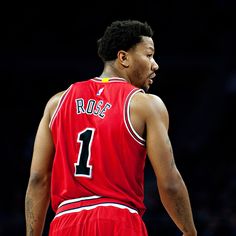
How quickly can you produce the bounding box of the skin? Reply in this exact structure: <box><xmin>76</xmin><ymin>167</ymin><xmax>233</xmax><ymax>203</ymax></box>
<box><xmin>25</xmin><ymin>36</ymin><xmax>197</xmax><ymax>235</ymax></box>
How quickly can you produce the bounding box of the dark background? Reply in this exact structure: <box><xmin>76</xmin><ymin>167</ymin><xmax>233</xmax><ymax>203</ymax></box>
<box><xmin>1</xmin><ymin>1</ymin><xmax>236</xmax><ymax>235</ymax></box>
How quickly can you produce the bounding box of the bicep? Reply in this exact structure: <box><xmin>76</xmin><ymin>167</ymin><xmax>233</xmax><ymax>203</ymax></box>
<box><xmin>146</xmin><ymin>119</ymin><xmax>175</xmax><ymax>179</ymax></box>
<box><xmin>30</xmin><ymin>109</ymin><xmax>55</xmax><ymax>177</ymax></box>
<box><xmin>145</xmin><ymin>96</ymin><xmax>178</xmax><ymax>183</ymax></box>
<box><xmin>29</xmin><ymin>92</ymin><xmax>64</xmax><ymax>176</ymax></box>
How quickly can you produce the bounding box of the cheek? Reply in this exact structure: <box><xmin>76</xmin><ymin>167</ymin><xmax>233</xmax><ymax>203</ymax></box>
<box><xmin>138</xmin><ymin>59</ymin><xmax>150</xmax><ymax>73</ymax></box>
<box><xmin>133</xmin><ymin>61</ymin><xmax>148</xmax><ymax>77</ymax></box>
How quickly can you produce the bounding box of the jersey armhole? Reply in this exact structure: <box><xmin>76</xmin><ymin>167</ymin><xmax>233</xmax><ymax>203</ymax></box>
<box><xmin>124</xmin><ymin>88</ymin><xmax>146</xmax><ymax>146</ymax></box>
<box><xmin>49</xmin><ymin>84</ymin><xmax>73</xmax><ymax>129</ymax></box>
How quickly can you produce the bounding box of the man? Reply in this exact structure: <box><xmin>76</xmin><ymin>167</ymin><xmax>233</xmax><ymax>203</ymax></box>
<box><xmin>25</xmin><ymin>19</ymin><xmax>197</xmax><ymax>235</ymax></box>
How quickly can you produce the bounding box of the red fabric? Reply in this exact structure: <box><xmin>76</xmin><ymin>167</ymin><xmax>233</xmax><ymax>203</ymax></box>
<box><xmin>49</xmin><ymin>205</ymin><xmax>148</xmax><ymax>236</ymax></box>
<box><xmin>50</xmin><ymin>77</ymin><xmax>147</xmax><ymax>215</ymax></box>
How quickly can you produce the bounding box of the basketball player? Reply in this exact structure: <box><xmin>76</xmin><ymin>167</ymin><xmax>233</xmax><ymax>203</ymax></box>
<box><xmin>25</xmin><ymin>20</ymin><xmax>197</xmax><ymax>235</ymax></box>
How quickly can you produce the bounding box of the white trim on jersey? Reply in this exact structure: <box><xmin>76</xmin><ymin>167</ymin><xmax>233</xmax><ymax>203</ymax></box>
<box><xmin>49</xmin><ymin>84</ymin><xmax>73</xmax><ymax>129</ymax></box>
<box><xmin>54</xmin><ymin>202</ymin><xmax>138</xmax><ymax>218</ymax></box>
<box><xmin>124</xmin><ymin>89</ymin><xmax>146</xmax><ymax>146</ymax></box>
<box><xmin>58</xmin><ymin>195</ymin><xmax>102</xmax><ymax>208</ymax></box>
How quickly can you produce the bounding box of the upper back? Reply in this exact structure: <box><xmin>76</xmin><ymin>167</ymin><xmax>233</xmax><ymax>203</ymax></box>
<box><xmin>50</xmin><ymin>77</ymin><xmax>145</xmax><ymax>142</ymax></box>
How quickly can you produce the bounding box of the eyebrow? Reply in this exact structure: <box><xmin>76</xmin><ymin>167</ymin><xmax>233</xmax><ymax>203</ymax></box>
<box><xmin>148</xmin><ymin>46</ymin><xmax>155</xmax><ymax>52</ymax></box>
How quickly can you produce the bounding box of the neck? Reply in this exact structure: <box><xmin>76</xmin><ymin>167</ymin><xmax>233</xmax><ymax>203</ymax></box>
<box><xmin>99</xmin><ymin>62</ymin><xmax>130</xmax><ymax>83</ymax></box>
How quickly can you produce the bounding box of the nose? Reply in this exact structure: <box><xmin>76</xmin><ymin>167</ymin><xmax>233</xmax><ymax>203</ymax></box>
<box><xmin>152</xmin><ymin>59</ymin><xmax>159</xmax><ymax>72</ymax></box>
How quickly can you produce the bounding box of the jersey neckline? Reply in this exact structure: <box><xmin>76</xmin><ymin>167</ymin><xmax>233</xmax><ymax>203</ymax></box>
<box><xmin>92</xmin><ymin>77</ymin><xmax>127</xmax><ymax>83</ymax></box>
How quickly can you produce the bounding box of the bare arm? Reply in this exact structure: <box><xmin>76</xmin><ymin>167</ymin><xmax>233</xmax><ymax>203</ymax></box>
<box><xmin>25</xmin><ymin>92</ymin><xmax>63</xmax><ymax>236</ymax></box>
<box><xmin>143</xmin><ymin>94</ymin><xmax>197</xmax><ymax>235</ymax></box>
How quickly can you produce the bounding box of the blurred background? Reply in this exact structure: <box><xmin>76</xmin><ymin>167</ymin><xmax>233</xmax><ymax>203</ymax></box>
<box><xmin>1</xmin><ymin>1</ymin><xmax>236</xmax><ymax>235</ymax></box>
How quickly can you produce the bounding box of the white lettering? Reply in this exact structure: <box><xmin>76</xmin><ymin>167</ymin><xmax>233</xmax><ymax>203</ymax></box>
<box><xmin>75</xmin><ymin>98</ymin><xmax>112</xmax><ymax>119</ymax></box>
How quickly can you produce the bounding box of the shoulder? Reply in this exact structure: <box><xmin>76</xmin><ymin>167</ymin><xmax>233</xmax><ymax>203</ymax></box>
<box><xmin>133</xmin><ymin>92</ymin><xmax>168</xmax><ymax>114</ymax></box>
<box><xmin>44</xmin><ymin>90</ymin><xmax>66</xmax><ymax>119</ymax></box>
<box><xmin>132</xmin><ymin>92</ymin><xmax>169</xmax><ymax>128</ymax></box>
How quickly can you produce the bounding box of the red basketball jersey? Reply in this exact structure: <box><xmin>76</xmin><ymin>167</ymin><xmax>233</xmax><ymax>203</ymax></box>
<box><xmin>49</xmin><ymin>77</ymin><xmax>147</xmax><ymax>216</ymax></box>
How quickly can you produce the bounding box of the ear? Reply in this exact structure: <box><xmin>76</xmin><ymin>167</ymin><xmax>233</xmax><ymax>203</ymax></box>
<box><xmin>117</xmin><ymin>50</ymin><xmax>129</xmax><ymax>68</ymax></box>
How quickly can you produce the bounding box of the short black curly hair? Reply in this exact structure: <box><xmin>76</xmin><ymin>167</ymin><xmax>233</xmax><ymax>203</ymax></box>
<box><xmin>97</xmin><ymin>20</ymin><xmax>154</xmax><ymax>62</ymax></box>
